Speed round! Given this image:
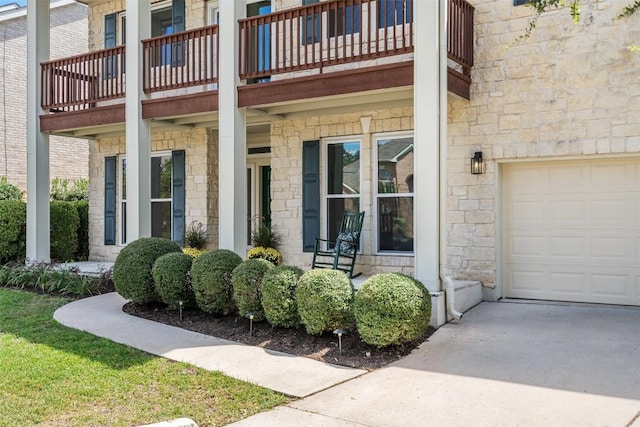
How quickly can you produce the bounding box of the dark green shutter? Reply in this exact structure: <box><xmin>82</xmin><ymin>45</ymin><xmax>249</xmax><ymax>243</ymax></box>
<box><xmin>172</xmin><ymin>150</ymin><xmax>186</xmax><ymax>245</ymax></box>
<box><xmin>172</xmin><ymin>0</ymin><xmax>186</xmax><ymax>66</ymax></box>
<box><xmin>104</xmin><ymin>156</ymin><xmax>117</xmax><ymax>245</ymax></box>
<box><xmin>172</xmin><ymin>0</ymin><xmax>185</xmax><ymax>32</ymax></box>
<box><xmin>302</xmin><ymin>140</ymin><xmax>320</xmax><ymax>252</ymax></box>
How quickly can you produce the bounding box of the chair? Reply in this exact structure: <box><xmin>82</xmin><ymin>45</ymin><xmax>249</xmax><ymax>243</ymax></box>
<box><xmin>311</xmin><ymin>211</ymin><xmax>365</xmax><ymax>278</ymax></box>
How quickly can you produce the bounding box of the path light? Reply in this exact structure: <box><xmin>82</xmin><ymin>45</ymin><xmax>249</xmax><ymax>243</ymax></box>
<box><xmin>178</xmin><ymin>301</ymin><xmax>183</xmax><ymax>320</ymax></box>
<box><xmin>333</xmin><ymin>329</ymin><xmax>345</xmax><ymax>355</ymax></box>
<box><xmin>246</xmin><ymin>313</ymin><xmax>255</xmax><ymax>337</ymax></box>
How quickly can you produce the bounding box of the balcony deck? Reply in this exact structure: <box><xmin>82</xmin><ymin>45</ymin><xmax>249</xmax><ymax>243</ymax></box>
<box><xmin>40</xmin><ymin>0</ymin><xmax>473</xmax><ymax>137</ymax></box>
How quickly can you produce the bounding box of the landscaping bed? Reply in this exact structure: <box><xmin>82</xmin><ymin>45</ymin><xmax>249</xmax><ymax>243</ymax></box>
<box><xmin>123</xmin><ymin>302</ymin><xmax>435</xmax><ymax>371</ymax></box>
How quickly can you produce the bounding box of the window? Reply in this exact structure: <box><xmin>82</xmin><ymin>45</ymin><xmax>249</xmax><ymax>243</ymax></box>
<box><xmin>513</xmin><ymin>0</ymin><xmax>528</xmax><ymax>5</ymax></box>
<box><xmin>119</xmin><ymin>0</ymin><xmax>185</xmax><ymax>66</ymax></box>
<box><xmin>325</xmin><ymin>140</ymin><xmax>361</xmax><ymax>248</ymax></box>
<box><xmin>377</xmin><ymin>0</ymin><xmax>412</xmax><ymax>28</ymax></box>
<box><xmin>375</xmin><ymin>135</ymin><xmax>414</xmax><ymax>253</ymax></box>
<box><xmin>329</xmin><ymin>3</ymin><xmax>361</xmax><ymax>37</ymax></box>
<box><xmin>120</xmin><ymin>154</ymin><xmax>173</xmax><ymax>244</ymax></box>
<box><xmin>302</xmin><ymin>0</ymin><xmax>320</xmax><ymax>44</ymax></box>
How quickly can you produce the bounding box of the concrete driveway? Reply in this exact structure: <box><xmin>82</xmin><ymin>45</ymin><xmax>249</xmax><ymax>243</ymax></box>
<box><xmin>232</xmin><ymin>301</ymin><xmax>640</xmax><ymax>427</ymax></box>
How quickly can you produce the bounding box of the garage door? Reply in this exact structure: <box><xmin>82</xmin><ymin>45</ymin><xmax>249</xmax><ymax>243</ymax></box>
<box><xmin>503</xmin><ymin>158</ymin><xmax>640</xmax><ymax>306</ymax></box>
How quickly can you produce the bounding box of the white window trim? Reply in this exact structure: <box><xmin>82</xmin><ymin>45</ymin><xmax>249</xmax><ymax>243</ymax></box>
<box><xmin>372</xmin><ymin>130</ymin><xmax>415</xmax><ymax>256</ymax></box>
<box><xmin>321</xmin><ymin>136</ymin><xmax>363</xmax><ymax>250</ymax></box>
<box><xmin>118</xmin><ymin>0</ymin><xmax>172</xmax><ymax>45</ymax></box>
<box><xmin>119</xmin><ymin>151</ymin><xmax>174</xmax><ymax>245</ymax></box>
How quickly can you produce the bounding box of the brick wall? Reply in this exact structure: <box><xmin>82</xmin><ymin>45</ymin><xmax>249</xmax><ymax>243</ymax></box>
<box><xmin>0</xmin><ymin>3</ymin><xmax>89</xmax><ymax>191</ymax></box>
<box><xmin>447</xmin><ymin>0</ymin><xmax>640</xmax><ymax>289</ymax></box>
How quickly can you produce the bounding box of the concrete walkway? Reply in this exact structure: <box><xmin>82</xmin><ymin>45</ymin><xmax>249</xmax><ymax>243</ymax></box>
<box><xmin>54</xmin><ymin>293</ymin><xmax>640</xmax><ymax>426</ymax></box>
<box><xmin>53</xmin><ymin>293</ymin><xmax>365</xmax><ymax>398</ymax></box>
<box><xmin>231</xmin><ymin>301</ymin><xmax>640</xmax><ymax>427</ymax></box>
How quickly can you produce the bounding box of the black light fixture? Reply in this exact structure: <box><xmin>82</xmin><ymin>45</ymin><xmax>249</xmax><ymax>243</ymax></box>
<box><xmin>470</xmin><ymin>151</ymin><xmax>485</xmax><ymax>175</ymax></box>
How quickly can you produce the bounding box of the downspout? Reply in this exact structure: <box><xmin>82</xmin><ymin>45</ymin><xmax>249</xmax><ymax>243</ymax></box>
<box><xmin>438</xmin><ymin>0</ymin><xmax>462</xmax><ymax>320</ymax></box>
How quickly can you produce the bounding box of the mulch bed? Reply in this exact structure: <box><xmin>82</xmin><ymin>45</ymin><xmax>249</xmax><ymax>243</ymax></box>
<box><xmin>123</xmin><ymin>303</ymin><xmax>435</xmax><ymax>371</ymax></box>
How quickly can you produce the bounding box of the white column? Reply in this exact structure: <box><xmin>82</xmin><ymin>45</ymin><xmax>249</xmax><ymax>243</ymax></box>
<box><xmin>26</xmin><ymin>0</ymin><xmax>50</xmax><ymax>263</ymax></box>
<box><xmin>218</xmin><ymin>0</ymin><xmax>247</xmax><ymax>254</ymax></box>
<box><xmin>125</xmin><ymin>0</ymin><xmax>152</xmax><ymax>243</ymax></box>
<box><xmin>413</xmin><ymin>0</ymin><xmax>441</xmax><ymax>292</ymax></box>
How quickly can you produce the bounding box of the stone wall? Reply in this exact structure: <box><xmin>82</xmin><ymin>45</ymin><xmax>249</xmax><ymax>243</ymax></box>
<box><xmin>270</xmin><ymin>105</ymin><xmax>415</xmax><ymax>275</ymax></box>
<box><xmin>88</xmin><ymin>128</ymin><xmax>216</xmax><ymax>261</ymax></box>
<box><xmin>447</xmin><ymin>0</ymin><xmax>640</xmax><ymax>290</ymax></box>
<box><xmin>0</xmin><ymin>2</ymin><xmax>88</xmax><ymax>191</ymax></box>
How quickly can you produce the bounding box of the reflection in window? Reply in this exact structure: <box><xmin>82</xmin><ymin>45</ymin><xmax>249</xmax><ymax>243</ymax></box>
<box><xmin>378</xmin><ymin>0</ymin><xmax>412</xmax><ymax>28</ymax></box>
<box><xmin>326</xmin><ymin>141</ymin><xmax>360</xmax><ymax>245</ymax></box>
<box><xmin>376</xmin><ymin>136</ymin><xmax>414</xmax><ymax>252</ymax></box>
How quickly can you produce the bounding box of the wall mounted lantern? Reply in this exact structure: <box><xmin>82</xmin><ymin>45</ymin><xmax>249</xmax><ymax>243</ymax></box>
<box><xmin>470</xmin><ymin>151</ymin><xmax>485</xmax><ymax>175</ymax></box>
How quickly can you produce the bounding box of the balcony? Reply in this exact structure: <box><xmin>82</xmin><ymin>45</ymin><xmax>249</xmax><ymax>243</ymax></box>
<box><xmin>40</xmin><ymin>0</ymin><xmax>473</xmax><ymax>134</ymax></box>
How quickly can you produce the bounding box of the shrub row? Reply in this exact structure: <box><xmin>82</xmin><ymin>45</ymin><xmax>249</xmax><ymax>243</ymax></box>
<box><xmin>113</xmin><ymin>238</ymin><xmax>431</xmax><ymax>348</ymax></box>
<box><xmin>0</xmin><ymin>200</ymin><xmax>89</xmax><ymax>263</ymax></box>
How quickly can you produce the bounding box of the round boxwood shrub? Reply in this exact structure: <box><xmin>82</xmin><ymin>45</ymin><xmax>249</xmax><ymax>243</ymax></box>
<box><xmin>113</xmin><ymin>237</ymin><xmax>182</xmax><ymax>304</ymax></box>
<box><xmin>191</xmin><ymin>249</ymin><xmax>242</xmax><ymax>315</ymax></box>
<box><xmin>261</xmin><ymin>265</ymin><xmax>304</xmax><ymax>328</ymax></box>
<box><xmin>152</xmin><ymin>252</ymin><xmax>194</xmax><ymax>310</ymax></box>
<box><xmin>354</xmin><ymin>273</ymin><xmax>431</xmax><ymax>347</ymax></box>
<box><xmin>296</xmin><ymin>269</ymin><xmax>354</xmax><ymax>335</ymax></box>
<box><xmin>232</xmin><ymin>258</ymin><xmax>274</xmax><ymax>321</ymax></box>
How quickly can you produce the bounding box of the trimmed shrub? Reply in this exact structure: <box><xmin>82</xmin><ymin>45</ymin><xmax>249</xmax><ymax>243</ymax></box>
<box><xmin>261</xmin><ymin>265</ymin><xmax>304</xmax><ymax>328</ymax></box>
<box><xmin>0</xmin><ymin>177</ymin><xmax>21</xmax><ymax>201</ymax></box>
<box><xmin>247</xmin><ymin>246</ymin><xmax>282</xmax><ymax>266</ymax></box>
<box><xmin>354</xmin><ymin>273</ymin><xmax>431</xmax><ymax>347</ymax></box>
<box><xmin>191</xmin><ymin>249</ymin><xmax>242</xmax><ymax>314</ymax></box>
<box><xmin>152</xmin><ymin>252</ymin><xmax>194</xmax><ymax>309</ymax></box>
<box><xmin>113</xmin><ymin>237</ymin><xmax>182</xmax><ymax>304</ymax></box>
<box><xmin>0</xmin><ymin>200</ymin><xmax>26</xmax><ymax>263</ymax></box>
<box><xmin>296</xmin><ymin>269</ymin><xmax>354</xmax><ymax>335</ymax></box>
<box><xmin>232</xmin><ymin>258</ymin><xmax>273</xmax><ymax>321</ymax></box>
<box><xmin>73</xmin><ymin>200</ymin><xmax>89</xmax><ymax>261</ymax></box>
<box><xmin>50</xmin><ymin>201</ymin><xmax>80</xmax><ymax>262</ymax></box>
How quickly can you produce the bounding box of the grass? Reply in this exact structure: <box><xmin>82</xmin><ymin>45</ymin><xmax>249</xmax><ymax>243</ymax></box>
<box><xmin>0</xmin><ymin>289</ymin><xmax>289</xmax><ymax>426</ymax></box>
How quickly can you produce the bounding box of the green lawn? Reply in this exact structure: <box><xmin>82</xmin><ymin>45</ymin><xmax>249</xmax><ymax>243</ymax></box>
<box><xmin>0</xmin><ymin>289</ymin><xmax>288</xmax><ymax>426</ymax></box>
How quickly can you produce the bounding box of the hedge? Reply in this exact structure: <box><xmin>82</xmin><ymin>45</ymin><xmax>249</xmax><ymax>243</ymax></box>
<box><xmin>232</xmin><ymin>258</ymin><xmax>273</xmax><ymax>321</ymax></box>
<box><xmin>152</xmin><ymin>252</ymin><xmax>194</xmax><ymax>309</ymax></box>
<box><xmin>50</xmin><ymin>201</ymin><xmax>80</xmax><ymax>262</ymax></box>
<box><xmin>73</xmin><ymin>200</ymin><xmax>89</xmax><ymax>261</ymax></box>
<box><xmin>261</xmin><ymin>265</ymin><xmax>304</xmax><ymax>328</ymax></box>
<box><xmin>0</xmin><ymin>200</ymin><xmax>26</xmax><ymax>263</ymax></box>
<box><xmin>191</xmin><ymin>249</ymin><xmax>242</xmax><ymax>315</ymax></box>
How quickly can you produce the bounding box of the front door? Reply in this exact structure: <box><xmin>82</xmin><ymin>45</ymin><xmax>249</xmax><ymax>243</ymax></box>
<box><xmin>247</xmin><ymin>158</ymin><xmax>272</xmax><ymax>246</ymax></box>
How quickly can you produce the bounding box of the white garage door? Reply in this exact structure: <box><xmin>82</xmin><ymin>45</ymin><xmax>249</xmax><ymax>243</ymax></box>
<box><xmin>503</xmin><ymin>158</ymin><xmax>640</xmax><ymax>306</ymax></box>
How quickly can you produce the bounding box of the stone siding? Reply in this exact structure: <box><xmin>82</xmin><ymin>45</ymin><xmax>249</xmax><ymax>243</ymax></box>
<box><xmin>0</xmin><ymin>3</ymin><xmax>88</xmax><ymax>191</ymax></box>
<box><xmin>447</xmin><ymin>0</ymin><xmax>640</xmax><ymax>290</ymax></box>
<box><xmin>88</xmin><ymin>128</ymin><xmax>216</xmax><ymax>261</ymax></box>
<box><xmin>270</xmin><ymin>106</ymin><xmax>415</xmax><ymax>275</ymax></box>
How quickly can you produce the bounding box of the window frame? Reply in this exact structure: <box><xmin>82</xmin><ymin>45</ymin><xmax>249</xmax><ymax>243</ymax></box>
<box><xmin>322</xmin><ymin>136</ymin><xmax>363</xmax><ymax>251</ymax></box>
<box><xmin>119</xmin><ymin>151</ymin><xmax>174</xmax><ymax>245</ymax></box>
<box><xmin>373</xmin><ymin>131</ymin><xmax>415</xmax><ymax>256</ymax></box>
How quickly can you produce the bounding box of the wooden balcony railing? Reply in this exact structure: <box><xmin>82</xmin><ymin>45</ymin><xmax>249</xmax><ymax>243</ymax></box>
<box><xmin>41</xmin><ymin>0</ymin><xmax>473</xmax><ymax>113</ymax></box>
<box><xmin>448</xmin><ymin>0</ymin><xmax>474</xmax><ymax>75</ymax></box>
<box><xmin>239</xmin><ymin>0</ymin><xmax>414</xmax><ymax>80</ymax></box>
<box><xmin>142</xmin><ymin>24</ymin><xmax>219</xmax><ymax>93</ymax></box>
<box><xmin>41</xmin><ymin>45</ymin><xmax>125</xmax><ymax>112</ymax></box>
<box><xmin>239</xmin><ymin>0</ymin><xmax>474</xmax><ymax>80</ymax></box>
